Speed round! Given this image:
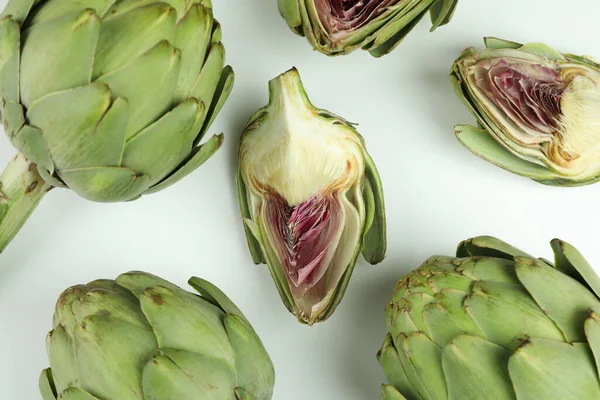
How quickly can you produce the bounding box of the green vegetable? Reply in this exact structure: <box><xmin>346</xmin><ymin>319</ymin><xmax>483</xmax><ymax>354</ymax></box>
<box><xmin>451</xmin><ymin>38</ymin><xmax>600</xmax><ymax>186</ymax></box>
<box><xmin>378</xmin><ymin>236</ymin><xmax>600</xmax><ymax>400</ymax></box>
<box><xmin>40</xmin><ymin>271</ymin><xmax>275</xmax><ymax>400</ymax></box>
<box><xmin>0</xmin><ymin>0</ymin><xmax>234</xmax><ymax>252</ymax></box>
<box><xmin>278</xmin><ymin>0</ymin><xmax>458</xmax><ymax>57</ymax></box>
<box><xmin>237</xmin><ymin>68</ymin><xmax>387</xmax><ymax>325</ymax></box>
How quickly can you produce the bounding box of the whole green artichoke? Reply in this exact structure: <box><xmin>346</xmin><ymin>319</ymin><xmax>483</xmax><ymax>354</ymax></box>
<box><xmin>39</xmin><ymin>271</ymin><xmax>275</xmax><ymax>400</ymax></box>
<box><xmin>0</xmin><ymin>0</ymin><xmax>233</xmax><ymax>252</ymax></box>
<box><xmin>451</xmin><ymin>37</ymin><xmax>600</xmax><ymax>186</ymax></box>
<box><xmin>278</xmin><ymin>0</ymin><xmax>458</xmax><ymax>57</ymax></box>
<box><xmin>237</xmin><ymin>68</ymin><xmax>386</xmax><ymax>324</ymax></box>
<box><xmin>378</xmin><ymin>236</ymin><xmax>600</xmax><ymax>400</ymax></box>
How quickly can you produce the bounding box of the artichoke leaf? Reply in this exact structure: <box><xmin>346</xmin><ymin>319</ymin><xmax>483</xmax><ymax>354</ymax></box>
<box><xmin>515</xmin><ymin>256</ymin><xmax>600</xmax><ymax>342</ymax></box>
<box><xmin>361</xmin><ymin>149</ymin><xmax>386</xmax><ymax>264</ymax></box>
<box><xmin>429</xmin><ymin>0</ymin><xmax>459</xmax><ymax>31</ymax></box>
<box><xmin>0</xmin><ymin>17</ymin><xmax>19</xmax><ymax>104</ymax></box>
<box><xmin>39</xmin><ymin>369</ymin><xmax>57</xmax><ymax>400</ymax></box>
<box><xmin>142</xmin><ymin>349</ymin><xmax>236</xmax><ymax>400</ymax></box>
<box><xmin>584</xmin><ymin>310</ymin><xmax>600</xmax><ymax>373</ymax></box>
<box><xmin>381</xmin><ymin>384</ymin><xmax>408</xmax><ymax>400</ymax></box>
<box><xmin>377</xmin><ymin>335</ymin><xmax>415</xmax><ymax>400</ymax></box>
<box><xmin>237</xmin><ymin>169</ymin><xmax>265</xmax><ymax>265</ymax></box>
<box><xmin>509</xmin><ymin>339</ymin><xmax>600</xmax><ymax>400</ymax></box>
<box><xmin>59</xmin><ymin>387</ymin><xmax>102</xmax><ymax>400</ymax></box>
<box><xmin>551</xmin><ymin>238</ymin><xmax>600</xmax><ymax>298</ymax></box>
<box><xmin>442</xmin><ymin>335</ymin><xmax>516</xmax><ymax>400</ymax></box>
<box><xmin>144</xmin><ymin>133</ymin><xmax>224</xmax><ymax>195</ymax></box>
<box><xmin>59</xmin><ymin>167</ymin><xmax>151</xmax><ymax>202</ymax></box>
<box><xmin>456</xmin><ymin>235</ymin><xmax>533</xmax><ymax>259</ymax></box>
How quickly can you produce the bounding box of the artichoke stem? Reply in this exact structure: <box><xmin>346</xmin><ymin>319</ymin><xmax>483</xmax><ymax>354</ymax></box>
<box><xmin>0</xmin><ymin>153</ymin><xmax>51</xmax><ymax>253</ymax></box>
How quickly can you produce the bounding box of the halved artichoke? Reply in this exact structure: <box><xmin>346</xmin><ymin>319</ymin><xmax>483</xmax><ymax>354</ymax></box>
<box><xmin>278</xmin><ymin>0</ymin><xmax>459</xmax><ymax>57</ymax></box>
<box><xmin>237</xmin><ymin>68</ymin><xmax>386</xmax><ymax>324</ymax></box>
<box><xmin>451</xmin><ymin>38</ymin><xmax>600</xmax><ymax>186</ymax></box>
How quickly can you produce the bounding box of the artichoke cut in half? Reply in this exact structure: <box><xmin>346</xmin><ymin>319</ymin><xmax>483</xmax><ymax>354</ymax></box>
<box><xmin>237</xmin><ymin>68</ymin><xmax>386</xmax><ymax>325</ymax></box>
<box><xmin>0</xmin><ymin>0</ymin><xmax>234</xmax><ymax>253</ymax></box>
<box><xmin>278</xmin><ymin>0</ymin><xmax>459</xmax><ymax>57</ymax></box>
<box><xmin>40</xmin><ymin>271</ymin><xmax>275</xmax><ymax>400</ymax></box>
<box><xmin>378</xmin><ymin>236</ymin><xmax>600</xmax><ymax>400</ymax></box>
<box><xmin>452</xmin><ymin>37</ymin><xmax>600</xmax><ymax>186</ymax></box>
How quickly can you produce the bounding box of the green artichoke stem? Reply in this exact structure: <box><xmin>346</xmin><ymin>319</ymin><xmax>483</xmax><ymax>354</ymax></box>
<box><xmin>0</xmin><ymin>153</ymin><xmax>51</xmax><ymax>253</ymax></box>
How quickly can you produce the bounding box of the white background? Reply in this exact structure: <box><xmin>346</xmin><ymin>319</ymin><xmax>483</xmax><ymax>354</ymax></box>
<box><xmin>1</xmin><ymin>0</ymin><xmax>600</xmax><ymax>399</ymax></box>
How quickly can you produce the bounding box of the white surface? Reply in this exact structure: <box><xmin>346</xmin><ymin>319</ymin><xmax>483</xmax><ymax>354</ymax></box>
<box><xmin>1</xmin><ymin>0</ymin><xmax>600</xmax><ymax>399</ymax></box>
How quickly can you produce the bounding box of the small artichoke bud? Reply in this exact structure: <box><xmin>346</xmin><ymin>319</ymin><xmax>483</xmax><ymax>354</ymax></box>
<box><xmin>451</xmin><ymin>37</ymin><xmax>600</xmax><ymax>186</ymax></box>
<box><xmin>237</xmin><ymin>68</ymin><xmax>387</xmax><ymax>325</ymax></box>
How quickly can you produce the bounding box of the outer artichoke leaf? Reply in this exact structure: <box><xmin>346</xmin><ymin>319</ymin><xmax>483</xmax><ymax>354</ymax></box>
<box><xmin>0</xmin><ymin>17</ymin><xmax>19</xmax><ymax>104</ymax></box>
<box><xmin>92</xmin><ymin>3</ymin><xmax>176</xmax><ymax>78</ymax></box>
<box><xmin>455</xmin><ymin>125</ymin><xmax>560</xmax><ymax>182</ymax></box>
<box><xmin>188</xmin><ymin>276</ymin><xmax>245</xmax><ymax>319</ymax></box>
<box><xmin>565</xmin><ymin>53</ymin><xmax>600</xmax><ymax>69</ymax></box>
<box><xmin>138</xmin><ymin>284</ymin><xmax>235</xmax><ymax>367</ymax></box>
<box><xmin>20</xmin><ymin>9</ymin><xmax>100</xmax><ymax>107</ymax></box>
<box><xmin>59</xmin><ymin>387</ymin><xmax>102</xmax><ymax>400</ymax></box>
<box><xmin>46</xmin><ymin>326</ymin><xmax>78</xmax><ymax>393</ymax></box>
<box><xmin>377</xmin><ymin>334</ymin><xmax>416</xmax><ymax>400</ymax></box>
<box><xmin>442</xmin><ymin>335</ymin><xmax>516</xmax><ymax>400</ymax></box>
<box><xmin>144</xmin><ymin>133</ymin><xmax>224</xmax><ymax>195</ymax></box>
<box><xmin>430</xmin><ymin>0</ymin><xmax>459</xmax><ymax>31</ymax></box>
<box><xmin>3</xmin><ymin>101</ymin><xmax>25</xmax><ymax>138</ymax></box>
<box><xmin>381</xmin><ymin>384</ymin><xmax>408</xmax><ymax>400</ymax></box>
<box><xmin>59</xmin><ymin>166</ymin><xmax>151</xmax><ymax>202</ymax></box>
<box><xmin>277</xmin><ymin>0</ymin><xmax>302</xmax><ymax>31</ymax></box>
<box><xmin>26</xmin><ymin>83</ymin><xmax>114</xmax><ymax>170</ymax></box>
<box><xmin>197</xmin><ymin>65</ymin><xmax>234</xmax><ymax>143</ymax></box>
<box><xmin>551</xmin><ymin>239</ymin><xmax>600</xmax><ymax>298</ymax></box>
<box><xmin>188</xmin><ymin>43</ymin><xmax>224</xmax><ymax>131</ymax></box>
<box><xmin>142</xmin><ymin>349</ymin><xmax>236</xmax><ymax>400</ymax></box>
<box><xmin>465</xmin><ymin>280</ymin><xmax>565</xmax><ymax>350</ymax></box>
<box><xmin>396</xmin><ymin>332</ymin><xmax>447</xmax><ymax>400</ymax></box>
<box><xmin>403</xmin><ymin>292</ymin><xmax>435</xmax><ymax>335</ymax></box>
<box><xmin>483</xmin><ymin>37</ymin><xmax>522</xmax><ymax>50</ymax></box>
<box><xmin>422</xmin><ymin>289</ymin><xmax>483</xmax><ymax>347</ymax></box>
<box><xmin>584</xmin><ymin>310</ymin><xmax>600</xmax><ymax>373</ymax></box>
<box><xmin>361</xmin><ymin>150</ymin><xmax>386</xmax><ymax>265</ymax></box>
<box><xmin>12</xmin><ymin>125</ymin><xmax>54</xmax><ymax>175</ymax></box>
<box><xmin>123</xmin><ymin>99</ymin><xmax>201</xmax><ymax>185</ymax></box>
<box><xmin>96</xmin><ymin>40</ymin><xmax>181</xmax><ymax>140</ymax></box>
<box><xmin>368</xmin><ymin>3</ymin><xmax>431</xmax><ymax>58</ymax></box>
<box><xmin>39</xmin><ymin>369</ymin><xmax>57</xmax><ymax>400</ymax></box>
<box><xmin>456</xmin><ymin>235</ymin><xmax>532</xmax><ymax>259</ymax></box>
<box><xmin>24</xmin><ymin>0</ymin><xmax>117</xmax><ymax>26</ymax></box>
<box><xmin>173</xmin><ymin>4</ymin><xmax>213</xmax><ymax>102</ymax></box>
<box><xmin>385</xmin><ymin>303</ymin><xmax>419</xmax><ymax>337</ymax></box>
<box><xmin>515</xmin><ymin>257</ymin><xmax>600</xmax><ymax>343</ymax></box>
<box><xmin>1</xmin><ymin>0</ymin><xmax>35</xmax><ymax>23</ymax></box>
<box><xmin>224</xmin><ymin>314</ymin><xmax>275</xmax><ymax>400</ymax></box>
<box><xmin>509</xmin><ymin>339</ymin><xmax>600</xmax><ymax>400</ymax></box>
<box><xmin>236</xmin><ymin>169</ymin><xmax>265</xmax><ymax>265</ymax></box>
<box><xmin>73</xmin><ymin>315</ymin><xmax>157</xmax><ymax>400</ymax></box>
<box><xmin>455</xmin><ymin>257</ymin><xmax>519</xmax><ymax>284</ymax></box>
<box><xmin>519</xmin><ymin>42</ymin><xmax>566</xmax><ymax>61</ymax></box>
<box><xmin>234</xmin><ymin>387</ymin><xmax>257</xmax><ymax>400</ymax></box>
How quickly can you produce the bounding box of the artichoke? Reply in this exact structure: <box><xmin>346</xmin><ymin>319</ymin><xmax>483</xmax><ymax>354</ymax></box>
<box><xmin>40</xmin><ymin>271</ymin><xmax>275</xmax><ymax>400</ymax></box>
<box><xmin>278</xmin><ymin>0</ymin><xmax>459</xmax><ymax>57</ymax></box>
<box><xmin>378</xmin><ymin>236</ymin><xmax>600</xmax><ymax>400</ymax></box>
<box><xmin>0</xmin><ymin>0</ymin><xmax>234</xmax><ymax>252</ymax></box>
<box><xmin>237</xmin><ymin>68</ymin><xmax>386</xmax><ymax>325</ymax></box>
<box><xmin>452</xmin><ymin>38</ymin><xmax>600</xmax><ymax>186</ymax></box>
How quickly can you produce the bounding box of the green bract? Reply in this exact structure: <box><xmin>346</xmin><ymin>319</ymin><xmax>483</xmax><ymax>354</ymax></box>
<box><xmin>40</xmin><ymin>271</ymin><xmax>275</xmax><ymax>400</ymax></box>
<box><xmin>237</xmin><ymin>68</ymin><xmax>386</xmax><ymax>325</ymax></box>
<box><xmin>452</xmin><ymin>37</ymin><xmax>600</xmax><ymax>186</ymax></box>
<box><xmin>378</xmin><ymin>236</ymin><xmax>600</xmax><ymax>400</ymax></box>
<box><xmin>0</xmin><ymin>0</ymin><xmax>233</xmax><ymax>252</ymax></box>
<box><xmin>278</xmin><ymin>0</ymin><xmax>458</xmax><ymax>57</ymax></box>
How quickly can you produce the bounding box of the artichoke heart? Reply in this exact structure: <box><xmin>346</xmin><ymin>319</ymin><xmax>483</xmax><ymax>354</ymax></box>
<box><xmin>452</xmin><ymin>37</ymin><xmax>600</xmax><ymax>186</ymax></box>
<box><xmin>278</xmin><ymin>0</ymin><xmax>459</xmax><ymax>57</ymax></box>
<box><xmin>379</xmin><ymin>236</ymin><xmax>600</xmax><ymax>400</ymax></box>
<box><xmin>237</xmin><ymin>68</ymin><xmax>386</xmax><ymax>325</ymax></box>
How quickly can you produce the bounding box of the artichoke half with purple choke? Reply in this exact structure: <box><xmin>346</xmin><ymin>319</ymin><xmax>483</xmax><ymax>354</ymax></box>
<box><xmin>278</xmin><ymin>0</ymin><xmax>459</xmax><ymax>57</ymax></box>
<box><xmin>452</xmin><ymin>38</ymin><xmax>600</xmax><ymax>186</ymax></box>
<box><xmin>237</xmin><ymin>68</ymin><xmax>386</xmax><ymax>325</ymax></box>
